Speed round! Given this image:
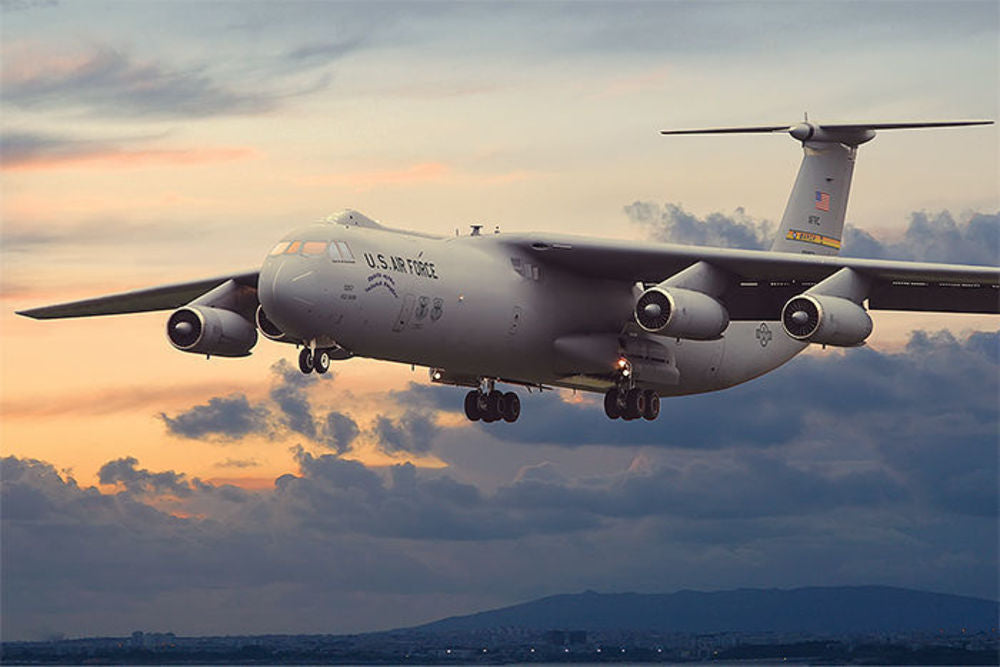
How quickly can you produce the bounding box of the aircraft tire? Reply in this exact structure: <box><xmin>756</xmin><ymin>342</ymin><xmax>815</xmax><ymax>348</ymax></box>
<box><xmin>642</xmin><ymin>390</ymin><xmax>660</xmax><ymax>421</ymax></box>
<box><xmin>484</xmin><ymin>389</ymin><xmax>503</xmax><ymax>422</ymax></box>
<box><xmin>298</xmin><ymin>348</ymin><xmax>314</xmax><ymax>374</ymax></box>
<box><xmin>464</xmin><ymin>390</ymin><xmax>481</xmax><ymax>421</ymax></box>
<box><xmin>625</xmin><ymin>388</ymin><xmax>646</xmax><ymax>420</ymax></box>
<box><xmin>604</xmin><ymin>389</ymin><xmax>622</xmax><ymax>419</ymax></box>
<box><xmin>502</xmin><ymin>391</ymin><xmax>520</xmax><ymax>422</ymax></box>
<box><xmin>313</xmin><ymin>349</ymin><xmax>331</xmax><ymax>374</ymax></box>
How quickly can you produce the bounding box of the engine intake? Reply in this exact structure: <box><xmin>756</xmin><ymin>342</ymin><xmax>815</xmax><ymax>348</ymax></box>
<box><xmin>256</xmin><ymin>305</ymin><xmax>293</xmax><ymax>342</ymax></box>
<box><xmin>634</xmin><ymin>287</ymin><xmax>729</xmax><ymax>340</ymax></box>
<box><xmin>781</xmin><ymin>294</ymin><xmax>872</xmax><ymax>347</ymax></box>
<box><xmin>167</xmin><ymin>306</ymin><xmax>257</xmax><ymax>357</ymax></box>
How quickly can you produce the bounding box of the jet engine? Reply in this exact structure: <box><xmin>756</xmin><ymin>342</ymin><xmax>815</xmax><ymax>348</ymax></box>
<box><xmin>781</xmin><ymin>293</ymin><xmax>872</xmax><ymax>347</ymax></box>
<box><xmin>634</xmin><ymin>286</ymin><xmax>729</xmax><ymax>340</ymax></box>
<box><xmin>167</xmin><ymin>306</ymin><xmax>258</xmax><ymax>357</ymax></box>
<box><xmin>256</xmin><ymin>304</ymin><xmax>293</xmax><ymax>342</ymax></box>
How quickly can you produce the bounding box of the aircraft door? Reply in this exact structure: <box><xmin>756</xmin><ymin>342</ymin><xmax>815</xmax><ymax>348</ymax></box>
<box><xmin>393</xmin><ymin>294</ymin><xmax>415</xmax><ymax>332</ymax></box>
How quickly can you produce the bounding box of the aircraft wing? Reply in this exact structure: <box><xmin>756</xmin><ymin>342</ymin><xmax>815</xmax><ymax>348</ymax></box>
<box><xmin>501</xmin><ymin>234</ymin><xmax>999</xmax><ymax>315</ymax></box>
<box><xmin>16</xmin><ymin>270</ymin><xmax>260</xmax><ymax>319</ymax></box>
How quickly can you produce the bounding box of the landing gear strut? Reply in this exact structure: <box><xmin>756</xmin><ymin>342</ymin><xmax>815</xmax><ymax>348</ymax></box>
<box><xmin>464</xmin><ymin>380</ymin><xmax>520</xmax><ymax>423</ymax></box>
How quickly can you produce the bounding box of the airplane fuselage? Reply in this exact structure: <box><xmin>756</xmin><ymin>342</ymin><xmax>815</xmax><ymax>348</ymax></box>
<box><xmin>258</xmin><ymin>220</ymin><xmax>807</xmax><ymax>398</ymax></box>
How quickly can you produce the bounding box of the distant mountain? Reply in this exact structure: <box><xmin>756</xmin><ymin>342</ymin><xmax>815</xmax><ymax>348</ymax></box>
<box><xmin>415</xmin><ymin>586</ymin><xmax>998</xmax><ymax>635</ymax></box>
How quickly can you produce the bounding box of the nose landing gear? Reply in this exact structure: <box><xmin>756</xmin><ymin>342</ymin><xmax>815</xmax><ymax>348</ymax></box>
<box><xmin>464</xmin><ymin>380</ymin><xmax>521</xmax><ymax>423</ymax></box>
<box><xmin>298</xmin><ymin>346</ymin><xmax>331</xmax><ymax>374</ymax></box>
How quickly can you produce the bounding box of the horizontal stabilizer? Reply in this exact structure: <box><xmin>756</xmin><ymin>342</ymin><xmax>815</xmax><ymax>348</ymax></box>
<box><xmin>661</xmin><ymin>120</ymin><xmax>993</xmax><ymax>136</ymax></box>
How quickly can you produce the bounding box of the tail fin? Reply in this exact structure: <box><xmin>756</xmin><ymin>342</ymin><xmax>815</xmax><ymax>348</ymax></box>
<box><xmin>661</xmin><ymin>120</ymin><xmax>993</xmax><ymax>256</ymax></box>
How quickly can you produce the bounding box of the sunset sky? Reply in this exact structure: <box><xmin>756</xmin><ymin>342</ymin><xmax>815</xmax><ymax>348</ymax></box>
<box><xmin>2</xmin><ymin>0</ymin><xmax>998</xmax><ymax>642</ymax></box>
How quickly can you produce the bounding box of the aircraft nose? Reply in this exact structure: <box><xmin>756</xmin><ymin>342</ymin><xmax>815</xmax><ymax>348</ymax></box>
<box><xmin>258</xmin><ymin>255</ymin><xmax>318</xmax><ymax>340</ymax></box>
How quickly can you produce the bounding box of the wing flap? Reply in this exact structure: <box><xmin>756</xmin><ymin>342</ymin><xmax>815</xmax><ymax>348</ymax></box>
<box><xmin>17</xmin><ymin>271</ymin><xmax>259</xmax><ymax>320</ymax></box>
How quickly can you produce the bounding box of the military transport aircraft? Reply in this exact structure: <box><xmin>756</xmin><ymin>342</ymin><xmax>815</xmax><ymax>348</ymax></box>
<box><xmin>18</xmin><ymin>120</ymin><xmax>999</xmax><ymax>424</ymax></box>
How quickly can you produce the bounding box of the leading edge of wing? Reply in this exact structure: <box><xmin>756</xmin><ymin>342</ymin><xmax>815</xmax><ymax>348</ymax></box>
<box><xmin>16</xmin><ymin>270</ymin><xmax>260</xmax><ymax>320</ymax></box>
<box><xmin>499</xmin><ymin>233</ymin><xmax>1000</xmax><ymax>285</ymax></box>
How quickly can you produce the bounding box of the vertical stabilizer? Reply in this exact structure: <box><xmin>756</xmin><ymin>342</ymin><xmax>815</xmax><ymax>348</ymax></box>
<box><xmin>770</xmin><ymin>139</ymin><xmax>857</xmax><ymax>255</ymax></box>
<box><xmin>660</xmin><ymin>119</ymin><xmax>993</xmax><ymax>256</ymax></box>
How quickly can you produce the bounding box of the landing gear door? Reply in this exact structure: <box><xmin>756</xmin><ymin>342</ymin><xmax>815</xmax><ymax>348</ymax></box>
<box><xmin>393</xmin><ymin>294</ymin><xmax>415</xmax><ymax>332</ymax></box>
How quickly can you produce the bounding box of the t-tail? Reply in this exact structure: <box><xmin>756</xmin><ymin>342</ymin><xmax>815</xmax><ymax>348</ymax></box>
<box><xmin>661</xmin><ymin>119</ymin><xmax>993</xmax><ymax>256</ymax></box>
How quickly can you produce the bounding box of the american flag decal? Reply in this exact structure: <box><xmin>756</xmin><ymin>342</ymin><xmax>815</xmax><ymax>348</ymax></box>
<box><xmin>815</xmin><ymin>190</ymin><xmax>830</xmax><ymax>212</ymax></box>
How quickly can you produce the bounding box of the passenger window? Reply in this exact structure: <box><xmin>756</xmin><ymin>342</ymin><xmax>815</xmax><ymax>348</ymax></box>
<box><xmin>285</xmin><ymin>241</ymin><xmax>302</xmax><ymax>254</ymax></box>
<box><xmin>269</xmin><ymin>242</ymin><xmax>290</xmax><ymax>255</ymax></box>
<box><xmin>302</xmin><ymin>241</ymin><xmax>327</xmax><ymax>255</ymax></box>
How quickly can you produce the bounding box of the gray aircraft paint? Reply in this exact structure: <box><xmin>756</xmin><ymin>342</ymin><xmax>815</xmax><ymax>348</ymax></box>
<box><xmin>17</xmin><ymin>119</ymin><xmax>998</xmax><ymax>420</ymax></box>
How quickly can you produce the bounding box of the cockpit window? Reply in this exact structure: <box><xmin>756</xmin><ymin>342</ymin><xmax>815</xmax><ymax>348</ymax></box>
<box><xmin>269</xmin><ymin>241</ymin><xmax>291</xmax><ymax>255</ymax></box>
<box><xmin>328</xmin><ymin>241</ymin><xmax>356</xmax><ymax>263</ymax></box>
<box><xmin>336</xmin><ymin>241</ymin><xmax>354</xmax><ymax>262</ymax></box>
<box><xmin>285</xmin><ymin>241</ymin><xmax>302</xmax><ymax>254</ymax></box>
<box><xmin>302</xmin><ymin>241</ymin><xmax>327</xmax><ymax>255</ymax></box>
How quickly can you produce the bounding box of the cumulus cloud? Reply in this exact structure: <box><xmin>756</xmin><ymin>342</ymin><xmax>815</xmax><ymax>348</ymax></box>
<box><xmin>625</xmin><ymin>201</ymin><xmax>773</xmax><ymax>250</ymax></box>
<box><xmin>160</xmin><ymin>394</ymin><xmax>271</xmax><ymax>441</ymax></box>
<box><xmin>844</xmin><ymin>211</ymin><xmax>999</xmax><ymax>265</ymax></box>
<box><xmin>3</xmin><ymin>326</ymin><xmax>998</xmax><ymax>638</ymax></box>
<box><xmin>98</xmin><ymin>456</ymin><xmax>193</xmax><ymax>498</ymax></box>
<box><xmin>323</xmin><ymin>411</ymin><xmax>360</xmax><ymax>454</ymax></box>
<box><xmin>624</xmin><ymin>201</ymin><xmax>1000</xmax><ymax>265</ymax></box>
<box><xmin>372</xmin><ymin>411</ymin><xmax>438</xmax><ymax>454</ymax></box>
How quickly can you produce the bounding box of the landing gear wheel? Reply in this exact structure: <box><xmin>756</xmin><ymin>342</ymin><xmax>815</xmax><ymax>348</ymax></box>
<box><xmin>483</xmin><ymin>390</ymin><xmax>503</xmax><ymax>423</ymax></box>
<box><xmin>642</xmin><ymin>390</ymin><xmax>660</xmax><ymax>421</ymax></box>
<box><xmin>313</xmin><ymin>349</ymin><xmax>331</xmax><ymax>374</ymax></box>
<box><xmin>624</xmin><ymin>388</ymin><xmax>646</xmax><ymax>420</ymax></box>
<box><xmin>298</xmin><ymin>348</ymin><xmax>314</xmax><ymax>374</ymax></box>
<box><xmin>501</xmin><ymin>391</ymin><xmax>520</xmax><ymax>422</ymax></box>
<box><xmin>604</xmin><ymin>388</ymin><xmax>623</xmax><ymax>419</ymax></box>
<box><xmin>464</xmin><ymin>390</ymin><xmax>482</xmax><ymax>421</ymax></box>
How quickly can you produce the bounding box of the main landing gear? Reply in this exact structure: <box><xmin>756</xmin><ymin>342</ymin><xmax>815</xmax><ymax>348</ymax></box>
<box><xmin>464</xmin><ymin>381</ymin><xmax>521</xmax><ymax>423</ymax></box>
<box><xmin>604</xmin><ymin>386</ymin><xmax>660</xmax><ymax>420</ymax></box>
<box><xmin>298</xmin><ymin>347</ymin><xmax>331</xmax><ymax>374</ymax></box>
<box><xmin>603</xmin><ymin>358</ymin><xmax>660</xmax><ymax>421</ymax></box>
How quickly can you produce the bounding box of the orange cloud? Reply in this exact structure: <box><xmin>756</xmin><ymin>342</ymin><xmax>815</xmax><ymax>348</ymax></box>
<box><xmin>3</xmin><ymin>146</ymin><xmax>258</xmax><ymax>171</ymax></box>
<box><xmin>0</xmin><ymin>381</ymin><xmax>258</xmax><ymax>418</ymax></box>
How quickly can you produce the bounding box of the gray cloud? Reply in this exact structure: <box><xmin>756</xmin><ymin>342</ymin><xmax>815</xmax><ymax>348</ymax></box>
<box><xmin>322</xmin><ymin>411</ymin><xmax>360</xmax><ymax>454</ymax></box>
<box><xmin>625</xmin><ymin>201</ymin><xmax>773</xmax><ymax>250</ymax></box>
<box><xmin>4</xmin><ymin>327</ymin><xmax>998</xmax><ymax>639</ymax></box>
<box><xmin>844</xmin><ymin>211</ymin><xmax>1000</xmax><ymax>266</ymax></box>
<box><xmin>214</xmin><ymin>458</ymin><xmax>260</xmax><ymax>470</ymax></box>
<box><xmin>2</xmin><ymin>46</ymin><xmax>275</xmax><ymax>119</ymax></box>
<box><xmin>98</xmin><ymin>456</ymin><xmax>192</xmax><ymax>498</ymax></box>
<box><xmin>372</xmin><ymin>411</ymin><xmax>438</xmax><ymax>454</ymax></box>
<box><xmin>0</xmin><ymin>131</ymin><xmax>112</xmax><ymax>169</ymax></box>
<box><xmin>624</xmin><ymin>202</ymin><xmax>1000</xmax><ymax>266</ymax></box>
<box><xmin>160</xmin><ymin>394</ymin><xmax>270</xmax><ymax>441</ymax></box>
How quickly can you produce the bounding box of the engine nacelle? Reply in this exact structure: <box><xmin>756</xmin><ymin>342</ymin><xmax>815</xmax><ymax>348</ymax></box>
<box><xmin>781</xmin><ymin>293</ymin><xmax>872</xmax><ymax>347</ymax></box>
<box><xmin>256</xmin><ymin>304</ymin><xmax>293</xmax><ymax>342</ymax></box>
<box><xmin>167</xmin><ymin>306</ymin><xmax>257</xmax><ymax>357</ymax></box>
<box><xmin>634</xmin><ymin>287</ymin><xmax>729</xmax><ymax>340</ymax></box>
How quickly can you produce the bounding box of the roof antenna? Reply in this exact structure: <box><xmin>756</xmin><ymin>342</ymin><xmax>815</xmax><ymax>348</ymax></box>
<box><xmin>804</xmin><ymin>111</ymin><xmax>809</xmax><ymax>122</ymax></box>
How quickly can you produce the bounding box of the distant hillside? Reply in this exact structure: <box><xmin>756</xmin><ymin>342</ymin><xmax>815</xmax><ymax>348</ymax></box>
<box><xmin>416</xmin><ymin>586</ymin><xmax>998</xmax><ymax>635</ymax></box>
